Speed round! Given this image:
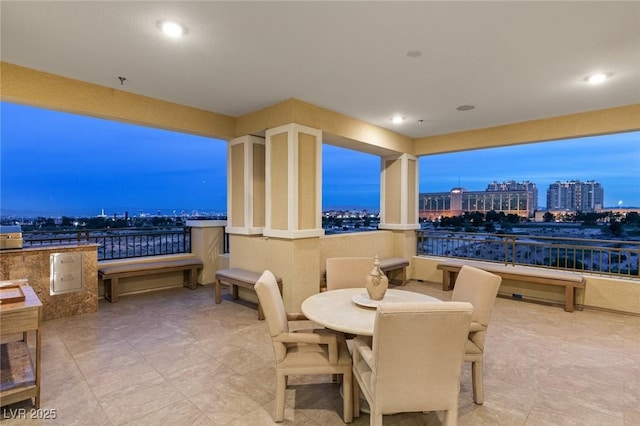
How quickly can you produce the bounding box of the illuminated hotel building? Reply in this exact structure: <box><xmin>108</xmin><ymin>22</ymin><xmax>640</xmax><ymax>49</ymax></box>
<box><xmin>419</xmin><ymin>181</ymin><xmax>538</xmax><ymax>220</ymax></box>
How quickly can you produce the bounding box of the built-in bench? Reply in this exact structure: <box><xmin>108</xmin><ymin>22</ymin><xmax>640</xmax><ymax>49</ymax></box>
<box><xmin>437</xmin><ymin>260</ymin><xmax>585</xmax><ymax>312</ymax></box>
<box><xmin>99</xmin><ymin>258</ymin><xmax>203</xmax><ymax>303</ymax></box>
<box><xmin>379</xmin><ymin>257</ymin><xmax>410</xmax><ymax>286</ymax></box>
<box><xmin>215</xmin><ymin>268</ymin><xmax>283</xmax><ymax>320</ymax></box>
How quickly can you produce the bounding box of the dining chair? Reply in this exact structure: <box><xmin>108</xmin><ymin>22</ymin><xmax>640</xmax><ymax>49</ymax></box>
<box><xmin>325</xmin><ymin>257</ymin><xmax>374</xmax><ymax>290</ymax></box>
<box><xmin>450</xmin><ymin>265</ymin><xmax>502</xmax><ymax>405</ymax></box>
<box><xmin>352</xmin><ymin>301</ymin><xmax>473</xmax><ymax>426</ymax></box>
<box><xmin>255</xmin><ymin>270</ymin><xmax>354</xmax><ymax>423</ymax></box>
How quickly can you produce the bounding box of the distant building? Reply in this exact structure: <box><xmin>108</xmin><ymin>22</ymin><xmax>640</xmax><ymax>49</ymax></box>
<box><xmin>419</xmin><ymin>181</ymin><xmax>538</xmax><ymax>220</ymax></box>
<box><xmin>546</xmin><ymin>180</ymin><xmax>604</xmax><ymax>212</ymax></box>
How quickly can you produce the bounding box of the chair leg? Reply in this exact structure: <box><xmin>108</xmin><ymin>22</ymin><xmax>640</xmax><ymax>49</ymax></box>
<box><xmin>371</xmin><ymin>413</ymin><xmax>383</xmax><ymax>426</ymax></box>
<box><xmin>444</xmin><ymin>406</ymin><xmax>458</xmax><ymax>426</ymax></box>
<box><xmin>275</xmin><ymin>372</ymin><xmax>286</xmax><ymax>422</ymax></box>
<box><xmin>471</xmin><ymin>358</ymin><xmax>484</xmax><ymax>405</ymax></box>
<box><xmin>353</xmin><ymin>378</ymin><xmax>360</xmax><ymax>418</ymax></box>
<box><xmin>342</xmin><ymin>371</ymin><xmax>353</xmax><ymax>423</ymax></box>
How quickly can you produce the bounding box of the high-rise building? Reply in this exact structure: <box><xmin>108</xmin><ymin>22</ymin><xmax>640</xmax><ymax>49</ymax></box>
<box><xmin>546</xmin><ymin>180</ymin><xmax>604</xmax><ymax>212</ymax></box>
<box><xmin>419</xmin><ymin>181</ymin><xmax>538</xmax><ymax>220</ymax></box>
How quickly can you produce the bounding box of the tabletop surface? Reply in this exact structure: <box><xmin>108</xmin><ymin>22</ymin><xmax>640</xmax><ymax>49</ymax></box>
<box><xmin>301</xmin><ymin>288</ymin><xmax>440</xmax><ymax>336</ymax></box>
<box><xmin>0</xmin><ymin>280</ymin><xmax>42</xmax><ymax>313</ymax></box>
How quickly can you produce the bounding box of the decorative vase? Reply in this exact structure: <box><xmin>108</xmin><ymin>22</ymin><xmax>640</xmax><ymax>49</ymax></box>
<box><xmin>365</xmin><ymin>255</ymin><xmax>389</xmax><ymax>301</ymax></box>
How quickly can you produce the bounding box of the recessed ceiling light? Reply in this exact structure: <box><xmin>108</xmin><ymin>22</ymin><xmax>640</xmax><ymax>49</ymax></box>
<box><xmin>158</xmin><ymin>20</ymin><xmax>187</xmax><ymax>38</ymax></box>
<box><xmin>456</xmin><ymin>105</ymin><xmax>475</xmax><ymax>111</ymax></box>
<box><xmin>587</xmin><ymin>73</ymin><xmax>607</xmax><ymax>84</ymax></box>
<box><xmin>392</xmin><ymin>116</ymin><xmax>404</xmax><ymax>124</ymax></box>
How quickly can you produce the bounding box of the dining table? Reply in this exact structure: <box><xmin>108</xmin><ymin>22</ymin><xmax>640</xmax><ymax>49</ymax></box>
<box><xmin>301</xmin><ymin>288</ymin><xmax>441</xmax><ymax>336</ymax></box>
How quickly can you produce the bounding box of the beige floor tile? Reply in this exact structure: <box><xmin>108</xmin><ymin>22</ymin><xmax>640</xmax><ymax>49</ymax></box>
<box><xmin>97</xmin><ymin>376</ymin><xmax>185</xmax><ymax>425</ymax></box>
<box><xmin>2</xmin><ymin>281</ymin><xmax>637</xmax><ymax>426</ymax></box>
<box><xmin>121</xmin><ymin>399</ymin><xmax>215</xmax><ymax>426</ymax></box>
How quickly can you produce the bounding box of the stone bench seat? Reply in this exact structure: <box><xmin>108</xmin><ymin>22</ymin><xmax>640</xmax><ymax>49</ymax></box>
<box><xmin>437</xmin><ymin>259</ymin><xmax>585</xmax><ymax>312</ymax></box>
<box><xmin>215</xmin><ymin>268</ymin><xmax>282</xmax><ymax>320</ymax></box>
<box><xmin>379</xmin><ymin>257</ymin><xmax>410</xmax><ymax>286</ymax></box>
<box><xmin>98</xmin><ymin>258</ymin><xmax>203</xmax><ymax>303</ymax></box>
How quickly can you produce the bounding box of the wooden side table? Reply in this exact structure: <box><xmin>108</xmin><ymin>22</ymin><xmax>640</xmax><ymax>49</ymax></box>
<box><xmin>0</xmin><ymin>280</ymin><xmax>42</xmax><ymax>408</ymax></box>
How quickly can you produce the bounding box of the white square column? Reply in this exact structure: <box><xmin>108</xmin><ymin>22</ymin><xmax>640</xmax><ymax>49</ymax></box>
<box><xmin>225</xmin><ymin>135</ymin><xmax>265</xmax><ymax>235</ymax></box>
<box><xmin>264</xmin><ymin>123</ymin><xmax>324</xmax><ymax>239</ymax></box>
<box><xmin>379</xmin><ymin>153</ymin><xmax>420</xmax><ymax>231</ymax></box>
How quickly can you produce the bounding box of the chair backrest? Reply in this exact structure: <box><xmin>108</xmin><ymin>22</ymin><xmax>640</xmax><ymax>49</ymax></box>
<box><xmin>325</xmin><ymin>257</ymin><xmax>374</xmax><ymax>290</ymax></box>
<box><xmin>371</xmin><ymin>301</ymin><xmax>473</xmax><ymax>414</ymax></box>
<box><xmin>255</xmin><ymin>270</ymin><xmax>289</xmax><ymax>362</ymax></box>
<box><xmin>451</xmin><ymin>265</ymin><xmax>502</xmax><ymax>328</ymax></box>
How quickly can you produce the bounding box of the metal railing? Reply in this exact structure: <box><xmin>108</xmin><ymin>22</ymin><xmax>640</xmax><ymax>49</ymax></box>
<box><xmin>417</xmin><ymin>230</ymin><xmax>640</xmax><ymax>279</ymax></box>
<box><xmin>23</xmin><ymin>227</ymin><xmax>192</xmax><ymax>261</ymax></box>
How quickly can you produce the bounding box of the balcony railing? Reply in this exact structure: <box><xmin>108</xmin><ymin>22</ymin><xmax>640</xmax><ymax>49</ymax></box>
<box><xmin>23</xmin><ymin>227</ymin><xmax>192</xmax><ymax>261</ymax></box>
<box><xmin>417</xmin><ymin>230</ymin><xmax>639</xmax><ymax>279</ymax></box>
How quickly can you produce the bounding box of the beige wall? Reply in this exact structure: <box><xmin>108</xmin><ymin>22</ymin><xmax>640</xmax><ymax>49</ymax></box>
<box><xmin>1</xmin><ymin>62</ymin><xmax>235</xmax><ymax>140</ymax></box>
<box><xmin>319</xmin><ymin>231</ymin><xmax>396</xmax><ymax>269</ymax></box>
<box><xmin>187</xmin><ymin>220</ymin><xmax>227</xmax><ymax>285</ymax></box>
<box><xmin>414</xmin><ymin>104</ymin><xmax>640</xmax><ymax>156</ymax></box>
<box><xmin>236</xmin><ymin>98</ymin><xmax>413</xmax><ymax>155</ymax></box>
<box><xmin>228</xmin><ymin>234</ymin><xmax>321</xmax><ymax>311</ymax></box>
<box><xmin>222</xmin><ymin>231</ymin><xmax>401</xmax><ymax>311</ymax></box>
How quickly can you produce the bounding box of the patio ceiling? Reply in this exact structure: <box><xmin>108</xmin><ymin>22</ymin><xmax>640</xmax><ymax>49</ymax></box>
<box><xmin>1</xmin><ymin>1</ymin><xmax>638</xmax><ymax>139</ymax></box>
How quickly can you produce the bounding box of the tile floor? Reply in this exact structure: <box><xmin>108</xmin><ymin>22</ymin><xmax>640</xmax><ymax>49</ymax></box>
<box><xmin>1</xmin><ymin>280</ymin><xmax>639</xmax><ymax>425</ymax></box>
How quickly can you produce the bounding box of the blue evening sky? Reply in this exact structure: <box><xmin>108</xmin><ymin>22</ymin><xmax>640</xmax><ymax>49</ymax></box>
<box><xmin>1</xmin><ymin>101</ymin><xmax>638</xmax><ymax>217</ymax></box>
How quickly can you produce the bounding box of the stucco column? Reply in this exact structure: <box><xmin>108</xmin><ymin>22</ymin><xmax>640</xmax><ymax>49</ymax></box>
<box><xmin>227</xmin><ymin>124</ymin><xmax>324</xmax><ymax>311</ymax></box>
<box><xmin>379</xmin><ymin>153</ymin><xmax>419</xmax><ymax>231</ymax></box>
<box><xmin>379</xmin><ymin>153</ymin><xmax>419</xmax><ymax>270</ymax></box>
<box><xmin>225</xmin><ymin>135</ymin><xmax>265</xmax><ymax>235</ymax></box>
<box><xmin>264</xmin><ymin>123</ymin><xmax>324</xmax><ymax>239</ymax></box>
<box><xmin>260</xmin><ymin>123</ymin><xmax>324</xmax><ymax>310</ymax></box>
<box><xmin>187</xmin><ymin>220</ymin><xmax>227</xmax><ymax>285</ymax></box>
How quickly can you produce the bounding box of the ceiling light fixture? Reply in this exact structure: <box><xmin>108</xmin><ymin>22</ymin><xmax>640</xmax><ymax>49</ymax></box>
<box><xmin>392</xmin><ymin>116</ymin><xmax>404</xmax><ymax>124</ymax></box>
<box><xmin>158</xmin><ymin>20</ymin><xmax>187</xmax><ymax>38</ymax></box>
<box><xmin>587</xmin><ymin>73</ymin><xmax>607</xmax><ymax>84</ymax></box>
<box><xmin>456</xmin><ymin>105</ymin><xmax>475</xmax><ymax>111</ymax></box>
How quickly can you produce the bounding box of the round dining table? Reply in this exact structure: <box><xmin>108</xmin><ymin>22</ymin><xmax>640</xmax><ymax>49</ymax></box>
<box><xmin>301</xmin><ymin>288</ymin><xmax>441</xmax><ymax>336</ymax></box>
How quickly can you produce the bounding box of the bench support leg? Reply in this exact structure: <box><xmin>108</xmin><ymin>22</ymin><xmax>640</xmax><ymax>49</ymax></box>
<box><xmin>442</xmin><ymin>271</ymin><xmax>456</xmax><ymax>291</ymax></box>
<box><xmin>104</xmin><ymin>277</ymin><xmax>119</xmax><ymax>303</ymax></box>
<box><xmin>385</xmin><ymin>268</ymin><xmax>408</xmax><ymax>286</ymax></box>
<box><xmin>183</xmin><ymin>267</ymin><xmax>198</xmax><ymax>290</ymax></box>
<box><xmin>565</xmin><ymin>286</ymin><xmax>575</xmax><ymax>313</ymax></box>
<box><xmin>215</xmin><ymin>279</ymin><xmax>222</xmax><ymax>304</ymax></box>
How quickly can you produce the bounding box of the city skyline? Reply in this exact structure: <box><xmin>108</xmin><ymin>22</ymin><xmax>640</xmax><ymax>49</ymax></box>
<box><xmin>1</xmin><ymin>101</ymin><xmax>639</xmax><ymax>218</ymax></box>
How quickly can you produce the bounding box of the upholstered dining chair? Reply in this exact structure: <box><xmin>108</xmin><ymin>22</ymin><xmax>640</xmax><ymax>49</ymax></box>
<box><xmin>325</xmin><ymin>257</ymin><xmax>375</xmax><ymax>290</ymax></box>
<box><xmin>352</xmin><ymin>301</ymin><xmax>473</xmax><ymax>426</ymax></box>
<box><xmin>451</xmin><ymin>265</ymin><xmax>502</xmax><ymax>405</ymax></box>
<box><xmin>255</xmin><ymin>270</ymin><xmax>354</xmax><ymax>423</ymax></box>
